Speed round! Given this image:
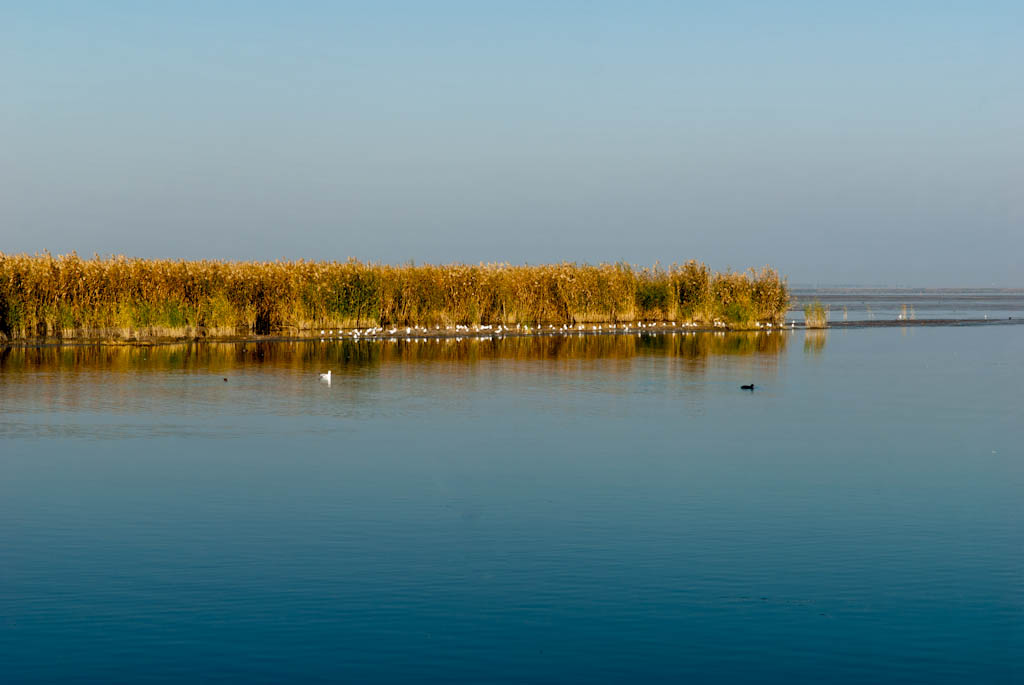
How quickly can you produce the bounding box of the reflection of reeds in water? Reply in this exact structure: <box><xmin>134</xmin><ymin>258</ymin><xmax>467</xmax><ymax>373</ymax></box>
<box><xmin>803</xmin><ymin>330</ymin><xmax>827</xmax><ymax>354</ymax></box>
<box><xmin>0</xmin><ymin>332</ymin><xmax>788</xmax><ymax>376</ymax></box>
<box><xmin>0</xmin><ymin>333</ymin><xmax>790</xmax><ymax>424</ymax></box>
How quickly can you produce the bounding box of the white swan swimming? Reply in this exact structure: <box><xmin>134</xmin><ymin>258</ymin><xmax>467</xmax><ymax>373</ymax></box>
<box><xmin>318</xmin><ymin>370</ymin><xmax>332</xmax><ymax>382</ymax></box>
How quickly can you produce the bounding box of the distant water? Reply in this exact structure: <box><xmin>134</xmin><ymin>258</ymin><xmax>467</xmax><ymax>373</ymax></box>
<box><xmin>790</xmin><ymin>287</ymin><xmax>1024</xmax><ymax>323</ymax></box>
<box><xmin>2</xmin><ymin>323</ymin><xmax>1022</xmax><ymax>682</ymax></box>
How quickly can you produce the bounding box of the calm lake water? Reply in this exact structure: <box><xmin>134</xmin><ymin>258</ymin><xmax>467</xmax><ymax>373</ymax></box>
<box><xmin>789</xmin><ymin>288</ymin><xmax>1024</xmax><ymax>323</ymax></box>
<box><xmin>2</xmin><ymin>323</ymin><xmax>1022</xmax><ymax>682</ymax></box>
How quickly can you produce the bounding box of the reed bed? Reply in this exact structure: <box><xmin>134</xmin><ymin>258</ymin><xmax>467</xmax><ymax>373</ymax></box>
<box><xmin>803</xmin><ymin>300</ymin><xmax>829</xmax><ymax>329</ymax></box>
<box><xmin>0</xmin><ymin>253</ymin><xmax>789</xmax><ymax>341</ymax></box>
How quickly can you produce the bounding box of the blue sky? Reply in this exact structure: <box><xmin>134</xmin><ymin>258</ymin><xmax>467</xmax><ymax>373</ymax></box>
<box><xmin>2</xmin><ymin>1</ymin><xmax>1021</xmax><ymax>285</ymax></box>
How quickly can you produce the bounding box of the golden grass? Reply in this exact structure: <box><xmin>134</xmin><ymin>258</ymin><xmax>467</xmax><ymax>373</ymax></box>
<box><xmin>0</xmin><ymin>253</ymin><xmax>789</xmax><ymax>341</ymax></box>
<box><xmin>803</xmin><ymin>300</ymin><xmax>829</xmax><ymax>329</ymax></box>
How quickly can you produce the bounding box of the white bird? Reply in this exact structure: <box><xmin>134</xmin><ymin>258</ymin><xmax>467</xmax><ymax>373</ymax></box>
<box><xmin>319</xmin><ymin>370</ymin><xmax>332</xmax><ymax>382</ymax></box>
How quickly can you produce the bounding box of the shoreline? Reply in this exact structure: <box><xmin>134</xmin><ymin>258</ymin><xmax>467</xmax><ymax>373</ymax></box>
<box><xmin>2</xmin><ymin>317</ymin><xmax>1020</xmax><ymax>348</ymax></box>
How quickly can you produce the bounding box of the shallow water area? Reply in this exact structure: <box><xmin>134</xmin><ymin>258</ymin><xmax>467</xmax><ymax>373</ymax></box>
<box><xmin>1</xmin><ymin>326</ymin><xmax>1021</xmax><ymax>683</ymax></box>
<box><xmin>789</xmin><ymin>287</ymin><xmax>1024</xmax><ymax>323</ymax></box>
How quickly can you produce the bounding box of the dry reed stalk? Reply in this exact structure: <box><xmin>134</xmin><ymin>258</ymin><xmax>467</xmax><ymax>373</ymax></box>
<box><xmin>803</xmin><ymin>300</ymin><xmax>829</xmax><ymax>328</ymax></box>
<box><xmin>0</xmin><ymin>253</ymin><xmax>790</xmax><ymax>341</ymax></box>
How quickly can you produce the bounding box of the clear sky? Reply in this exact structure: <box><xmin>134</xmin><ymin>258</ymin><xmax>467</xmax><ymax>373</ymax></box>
<box><xmin>3</xmin><ymin>1</ymin><xmax>1021</xmax><ymax>285</ymax></box>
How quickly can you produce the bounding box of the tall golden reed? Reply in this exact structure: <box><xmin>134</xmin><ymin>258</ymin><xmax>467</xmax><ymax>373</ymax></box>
<box><xmin>0</xmin><ymin>253</ymin><xmax>789</xmax><ymax>340</ymax></box>
<box><xmin>803</xmin><ymin>300</ymin><xmax>829</xmax><ymax>329</ymax></box>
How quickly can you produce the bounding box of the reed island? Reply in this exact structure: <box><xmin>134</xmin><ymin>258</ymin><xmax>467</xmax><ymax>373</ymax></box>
<box><xmin>0</xmin><ymin>253</ymin><xmax>789</xmax><ymax>342</ymax></box>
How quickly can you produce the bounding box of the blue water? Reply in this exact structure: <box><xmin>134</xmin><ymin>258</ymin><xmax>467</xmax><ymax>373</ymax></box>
<box><xmin>1</xmin><ymin>326</ymin><xmax>1021</xmax><ymax>683</ymax></box>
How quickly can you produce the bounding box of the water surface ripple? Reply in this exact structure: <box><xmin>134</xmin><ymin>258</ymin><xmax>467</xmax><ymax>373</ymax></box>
<box><xmin>1</xmin><ymin>326</ymin><xmax>1021</xmax><ymax>683</ymax></box>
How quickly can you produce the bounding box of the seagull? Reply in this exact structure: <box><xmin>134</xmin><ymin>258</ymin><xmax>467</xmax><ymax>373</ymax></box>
<box><xmin>319</xmin><ymin>370</ymin><xmax>332</xmax><ymax>382</ymax></box>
